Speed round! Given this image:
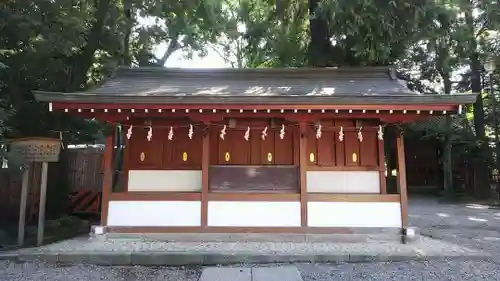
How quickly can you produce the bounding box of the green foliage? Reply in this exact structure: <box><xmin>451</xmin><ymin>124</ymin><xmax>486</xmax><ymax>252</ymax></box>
<box><xmin>0</xmin><ymin>0</ymin><xmax>227</xmax><ymax>142</ymax></box>
<box><xmin>242</xmin><ymin>0</ymin><xmax>309</xmax><ymax>67</ymax></box>
<box><xmin>315</xmin><ymin>0</ymin><xmax>438</xmax><ymax>65</ymax></box>
<box><xmin>134</xmin><ymin>0</ymin><xmax>226</xmax><ymax>65</ymax></box>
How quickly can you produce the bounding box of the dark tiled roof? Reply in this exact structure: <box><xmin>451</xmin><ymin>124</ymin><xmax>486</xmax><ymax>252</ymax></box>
<box><xmin>33</xmin><ymin>66</ymin><xmax>477</xmax><ymax>105</ymax></box>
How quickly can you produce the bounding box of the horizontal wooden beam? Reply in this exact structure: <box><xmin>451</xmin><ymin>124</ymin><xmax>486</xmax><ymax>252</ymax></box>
<box><xmin>109</xmin><ymin>192</ymin><xmax>201</xmax><ymax>201</ymax></box>
<box><xmin>57</xmin><ymin>111</ymin><xmax>441</xmax><ymax>125</ymax></box>
<box><xmin>127</xmin><ymin>166</ymin><xmax>202</xmax><ymax>171</ymax></box>
<box><xmin>307</xmin><ymin>194</ymin><xmax>400</xmax><ymax>202</ymax></box>
<box><xmin>107</xmin><ymin>226</ymin><xmax>354</xmax><ymax>234</ymax></box>
<box><xmin>307</xmin><ymin>166</ymin><xmax>381</xmax><ymax>171</ymax></box>
<box><xmin>207</xmin><ymin>193</ymin><xmax>300</xmax><ymax>201</ymax></box>
<box><xmin>109</xmin><ymin>192</ymin><xmax>400</xmax><ymax>203</ymax></box>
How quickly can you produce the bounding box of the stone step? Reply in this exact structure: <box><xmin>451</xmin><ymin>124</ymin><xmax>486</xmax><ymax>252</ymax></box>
<box><xmin>199</xmin><ymin>267</ymin><xmax>251</xmax><ymax>281</ymax></box>
<box><xmin>199</xmin><ymin>266</ymin><xmax>303</xmax><ymax>281</ymax></box>
<box><xmin>251</xmin><ymin>266</ymin><xmax>303</xmax><ymax>281</ymax></box>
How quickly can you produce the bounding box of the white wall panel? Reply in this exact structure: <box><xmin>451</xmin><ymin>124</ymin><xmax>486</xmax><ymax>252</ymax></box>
<box><xmin>128</xmin><ymin>170</ymin><xmax>202</xmax><ymax>192</ymax></box>
<box><xmin>306</xmin><ymin>171</ymin><xmax>380</xmax><ymax>193</ymax></box>
<box><xmin>307</xmin><ymin>202</ymin><xmax>401</xmax><ymax>228</ymax></box>
<box><xmin>208</xmin><ymin>201</ymin><xmax>301</xmax><ymax>227</ymax></box>
<box><xmin>107</xmin><ymin>201</ymin><xmax>201</xmax><ymax>226</ymax></box>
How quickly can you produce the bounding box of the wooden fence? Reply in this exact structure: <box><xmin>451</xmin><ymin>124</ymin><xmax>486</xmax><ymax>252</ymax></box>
<box><xmin>0</xmin><ymin>148</ymin><xmax>104</xmax><ymax>224</ymax></box>
<box><xmin>65</xmin><ymin>148</ymin><xmax>104</xmax><ymax>192</ymax></box>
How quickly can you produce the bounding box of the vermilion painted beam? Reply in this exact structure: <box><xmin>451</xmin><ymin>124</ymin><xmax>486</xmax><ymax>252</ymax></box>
<box><xmin>61</xmin><ymin>111</ymin><xmax>441</xmax><ymax>125</ymax></box>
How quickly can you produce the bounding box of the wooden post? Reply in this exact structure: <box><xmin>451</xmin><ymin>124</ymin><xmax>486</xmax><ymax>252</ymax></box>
<box><xmin>17</xmin><ymin>164</ymin><xmax>30</xmax><ymax>246</ymax></box>
<box><xmin>378</xmin><ymin>138</ymin><xmax>387</xmax><ymax>194</ymax></box>
<box><xmin>100</xmin><ymin>134</ymin><xmax>115</xmax><ymax>226</ymax></box>
<box><xmin>37</xmin><ymin>161</ymin><xmax>49</xmax><ymax>246</ymax></box>
<box><xmin>201</xmin><ymin>124</ymin><xmax>210</xmax><ymax>227</ymax></box>
<box><xmin>299</xmin><ymin>122</ymin><xmax>308</xmax><ymax>227</ymax></box>
<box><xmin>396</xmin><ymin>132</ymin><xmax>408</xmax><ymax>230</ymax></box>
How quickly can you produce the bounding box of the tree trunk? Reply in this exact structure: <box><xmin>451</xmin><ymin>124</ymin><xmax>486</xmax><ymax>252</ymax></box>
<box><xmin>122</xmin><ymin>0</ymin><xmax>133</xmax><ymax>66</ymax></box>
<box><xmin>464</xmin><ymin>3</ymin><xmax>490</xmax><ymax>199</ymax></box>
<box><xmin>471</xmin><ymin>53</ymin><xmax>486</xmax><ymax>139</ymax></box>
<box><xmin>307</xmin><ymin>0</ymin><xmax>332</xmax><ymax>67</ymax></box>
<box><xmin>443</xmin><ymin>115</ymin><xmax>454</xmax><ymax>199</ymax></box>
<box><xmin>442</xmin><ymin>70</ymin><xmax>454</xmax><ymax>199</ymax></box>
<box><xmin>157</xmin><ymin>39</ymin><xmax>181</xmax><ymax>67</ymax></box>
<box><xmin>67</xmin><ymin>0</ymin><xmax>112</xmax><ymax>91</ymax></box>
<box><xmin>471</xmin><ymin>55</ymin><xmax>491</xmax><ymax>199</ymax></box>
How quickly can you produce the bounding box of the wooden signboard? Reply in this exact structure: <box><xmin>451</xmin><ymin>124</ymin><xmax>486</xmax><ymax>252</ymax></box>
<box><xmin>9</xmin><ymin>137</ymin><xmax>62</xmax><ymax>247</ymax></box>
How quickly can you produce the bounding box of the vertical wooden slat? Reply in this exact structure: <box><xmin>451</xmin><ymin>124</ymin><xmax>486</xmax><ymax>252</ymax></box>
<box><xmin>293</xmin><ymin>129</ymin><xmax>300</xmax><ymax>165</ymax></box>
<box><xmin>317</xmin><ymin>131</ymin><xmax>334</xmax><ymax>166</ymax></box>
<box><xmin>299</xmin><ymin>122</ymin><xmax>308</xmax><ymax>227</ymax></box>
<box><xmin>260</xmin><ymin>128</ymin><xmax>275</xmax><ymax>165</ymax></box>
<box><xmin>306</xmin><ymin>126</ymin><xmax>318</xmax><ymax>166</ymax></box>
<box><xmin>122</xmin><ymin>126</ymin><xmax>131</xmax><ymax>192</ymax></box>
<box><xmin>378</xmin><ymin>137</ymin><xmax>387</xmax><ymax>194</ymax></box>
<box><xmin>100</xmin><ymin>133</ymin><xmax>114</xmax><ymax>226</ymax></box>
<box><xmin>240</xmin><ymin>129</ymin><xmax>252</xmax><ymax>164</ymax></box>
<box><xmin>344</xmin><ymin>131</ymin><xmax>360</xmax><ymax>166</ymax></box>
<box><xmin>201</xmin><ymin>124</ymin><xmax>210</xmax><ymax>227</ymax></box>
<box><xmin>274</xmin><ymin>128</ymin><xmax>294</xmax><ymax>165</ymax></box>
<box><xmin>172</xmin><ymin>126</ymin><xmax>202</xmax><ymax>168</ymax></box>
<box><xmin>360</xmin><ymin>131</ymin><xmax>378</xmax><ymax>166</ymax></box>
<box><xmin>396</xmin><ymin>132</ymin><xmax>408</xmax><ymax>229</ymax></box>
<box><xmin>218</xmin><ymin>129</ymin><xmax>230</xmax><ymax>164</ymax></box>
<box><xmin>250</xmin><ymin>129</ymin><xmax>261</xmax><ymax>165</ymax></box>
<box><xmin>209</xmin><ymin>128</ymin><xmax>218</xmax><ymax>164</ymax></box>
<box><xmin>334</xmin><ymin>120</ymin><xmax>347</xmax><ymax>166</ymax></box>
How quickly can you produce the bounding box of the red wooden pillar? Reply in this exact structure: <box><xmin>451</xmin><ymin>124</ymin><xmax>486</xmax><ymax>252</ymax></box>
<box><xmin>100</xmin><ymin>130</ymin><xmax>115</xmax><ymax>226</ymax></box>
<box><xmin>396</xmin><ymin>132</ymin><xmax>408</xmax><ymax>229</ymax></box>
<box><xmin>299</xmin><ymin>122</ymin><xmax>308</xmax><ymax>228</ymax></box>
<box><xmin>378</xmin><ymin>135</ymin><xmax>387</xmax><ymax>194</ymax></box>
<box><xmin>201</xmin><ymin>124</ymin><xmax>210</xmax><ymax>227</ymax></box>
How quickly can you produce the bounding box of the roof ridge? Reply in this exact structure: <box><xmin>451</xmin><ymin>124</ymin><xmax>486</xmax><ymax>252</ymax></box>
<box><xmin>111</xmin><ymin>66</ymin><xmax>396</xmax><ymax>80</ymax></box>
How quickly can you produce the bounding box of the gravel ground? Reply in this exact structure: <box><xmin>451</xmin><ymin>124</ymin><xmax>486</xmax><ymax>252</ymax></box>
<box><xmin>408</xmin><ymin>196</ymin><xmax>500</xmax><ymax>255</ymax></box>
<box><xmin>298</xmin><ymin>259</ymin><xmax>500</xmax><ymax>281</ymax></box>
<box><xmin>2</xmin><ymin>260</ymin><xmax>500</xmax><ymax>281</ymax></box>
<box><xmin>0</xmin><ymin>261</ymin><xmax>201</xmax><ymax>281</ymax></box>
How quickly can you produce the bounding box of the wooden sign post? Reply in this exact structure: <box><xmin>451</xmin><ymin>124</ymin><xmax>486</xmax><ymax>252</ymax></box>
<box><xmin>9</xmin><ymin>137</ymin><xmax>62</xmax><ymax>247</ymax></box>
<box><xmin>17</xmin><ymin>164</ymin><xmax>30</xmax><ymax>246</ymax></box>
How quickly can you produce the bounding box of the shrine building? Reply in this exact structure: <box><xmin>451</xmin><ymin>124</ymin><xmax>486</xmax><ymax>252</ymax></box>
<box><xmin>33</xmin><ymin>66</ymin><xmax>476</xmax><ymax>234</ymax></box>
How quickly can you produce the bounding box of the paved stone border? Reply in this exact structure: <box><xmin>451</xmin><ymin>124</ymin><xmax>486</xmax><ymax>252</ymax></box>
<box><xmin>0</xmin><ymin>251</ymin><xmax>491</xmax><ymax>266</ymax></box>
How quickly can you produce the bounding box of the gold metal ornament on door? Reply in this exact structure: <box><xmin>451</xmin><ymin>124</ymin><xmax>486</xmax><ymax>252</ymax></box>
<box><xmin>224</xmin><ymin>152</ymin><xmax>230</xmax><ymax>162</ymax></box>
<box><xmin>182</xmin><ymin>152</ymin><xmax>188</xmax><ymax>162</ymax></box>
<box><xmin>352</xmin><ymin>153</ymin><xmax>358</xmax><ymax>163</ymax></box>
<box><xmin>140</xmin><ymin>152</ymin><xmax>146</xmax><ymax>162</ymax></box>
<box><xmin>267</xmin><ymin>152</ymin><xmax>273</xmax><ymax>163</ymax></box>
<box><xmin>309</xmin><ymin>153</ymin><xmax>315</xmax><ymax>163</ymax></box>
